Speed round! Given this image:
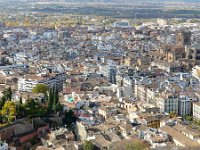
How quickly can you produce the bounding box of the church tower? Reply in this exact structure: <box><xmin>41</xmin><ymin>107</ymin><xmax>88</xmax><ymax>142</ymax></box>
<box><xmin>176</xmin><ymin>30</ymin><xmax>191</xmax><ymax>46</ymax></box>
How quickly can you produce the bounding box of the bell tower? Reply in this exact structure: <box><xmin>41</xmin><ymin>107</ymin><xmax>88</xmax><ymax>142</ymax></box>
<box><xmin>176</xmin><ymin>30</ymin><xmax>191</xmax><ymax>46</ymax></box>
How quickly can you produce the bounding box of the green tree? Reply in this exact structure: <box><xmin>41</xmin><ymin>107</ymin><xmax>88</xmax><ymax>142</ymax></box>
<box><xmin>193</xmin><ymin>119</ymin><xmax>200</xmax><ymax>126</ymax></box>
<box><xmin>1</xmin><ymin>87</ymin><xmax>12</xmax><ymax>106</ymax></box>
<box><xmin>16</xmin><ymin>99</ymin><xmax>25</xmax><ymax>118</ymax></box>
<box><xmin>52</xmin><ymin>97</ymin><xmax>56</xmax><ymax>113</ymax></box>
<box><xmin>52</xmin><ymin>88</ymin><xmax>60</xmax><ymax>113</ymax></box>
<box><xmin>0</xmin><ymin>96</ymin><xmax>6</xmax><ymax>110</ymax></box>
<box><xmin>52</xmin><ymin>88</ymin><xmax>56</xmax><ymax>112</ymax></box>
<box><xmin>25</xmin><ymin>99</ymin><xmax>46</xmax><ymax>117</ymax></box>
<box><xmin>56</xmin><ymin>102</ymin><xmax>63</xmax><ymax>112</ymax></box>
<box><xmin>1</xmin><ymin>101</ymin><xmax>16</xmax><ymax>123</ymax></box>
<box><xmin>83</xmin><ymin>141</ymin><xmax>94</xmax><ymax>150</ymax></box>
<box><xmin>62</xmin><ymin>109</ymin><xmax>77</xmax><ymax>127</ymax></box>
<box><xmin>54</xmin><ymin>88</ymin><xmax>59</xmax><ymax>105</ymax></box>
<box><xmin>48</xmin><ymin>88</ymin><xmax>54</xmax><ymax>112</ymax></box>
<box><xmin>0</xmin><ymin>87</ymin><xmax>12</xmax><ymax>110</ymax></box>
<box><xmin>6</xmin><ymin>87</ymin><xmax>12</xmax><ymax>101</ymax></box>
<box><xmin>32</xmin><ymin>84</ymin><xmax>49</xmax><ymax>94</ymax></box>
<box><xmin>183</xmin><ymin>115</ymin><xmax>193</xmax><ymax>122</ymax></box>
<box><xmin>19</xmin><ymin>96</ymin><xmax>23</xmax><ymax>105</ymax></box>
<box><xmin>48</xmin><ymin>87</ymin><xmax>61</xmax><ymax>113</ymax></box>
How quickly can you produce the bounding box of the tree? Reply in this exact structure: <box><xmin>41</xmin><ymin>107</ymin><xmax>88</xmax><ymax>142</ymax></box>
<box><xmin>2</xmin><ymin>87</ymin><xmax>12</xmax><ymax>101</ymax></box>
<box><xmin>19</xmin><ymin>96</ymin><xmax>23</xmax><ymax>105</ymax></box>
<box><xmin>54</xmin><ymin>88</ymin><xmax>59</xmax><ymax>105</ymax></box>
<box><xmin>52</xmin><ymin>96</ymin><xmax>56</xmax><ymax>113</ymax></box>
<box><xmin>47</xmin><ymin>88</ymin><xmax>54</xmax><ymax>112</ymax></box>
<box><xmin>1</xmin><ymin>101</ymin><xmax>16</xmax><ymax>123</ymax></box>
<box><xmin>16</xmin><ymin>98</ymin><xmax>25</xmax><ymax>118</ymax></box>
<box><xmin>62</xmin><ymin>110</ymin><xmax>77</xmax><ymax>127</ymax></box>
<box><xmin>47</xmin><ymin>87</ymin><xmax>61</xmax><ymax>113</ymax></box>
<box><xmin>56</xmin><ymin>102</ymin><xmax>63</xmax><ymax>112</ymax></box>
<box><xmin>0</xmin><ymin>87</ymin><xmax>12</xmax><ymax>109</ymax></box>
<box><xmin>52</xmin><ymin>88</ymin><xmax>60</xmax><ymax>113</ymax></box>
<box><xmin>183</xmin><ymin>115</ymin><xmax>193</xmax><ymax>122</ymax></box>
<box><xmin>83</xmin><ymin>141</ymin><xmax>94</xmax><ymax>150</ymax></box>
<box><xmin>6</xmin><ymin>87</ymin><xmax>12</xmax><ymax>101</ymax></box>
<box><xmin>193</xmin><ymin>119</ymin><xmax>200</xmax><ymax>126</ymax></box>
<box><xmin>32</xmin><ymin>84</ymin><xmax>49</xmax><ymax>94</ymax></box>
<box><xmin>0</xmin><ymin>96</ymin><xmax>6</xmax><ymax>110</ymax></box>
<box><xmin>25</xmin><ymin>99</ymin><xmax>46</xmax><ymax>117</ymax></box>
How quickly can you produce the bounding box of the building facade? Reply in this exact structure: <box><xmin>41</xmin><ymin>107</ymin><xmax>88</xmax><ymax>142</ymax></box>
<box><xmin>193</xmin><ymin>102</ymin><xmax>200</xmax><ymax>120</ymax></box>
<box><xmin>18</xmin><ymin>73</ymin><xmax>66</xmax><ymax>92</ymax></box>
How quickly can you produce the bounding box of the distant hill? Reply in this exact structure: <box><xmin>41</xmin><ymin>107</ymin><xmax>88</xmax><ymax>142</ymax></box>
<box><xmin>60</xmin><ymin>0</ymin><xmax>199</xmax><ymax>2</ymax></box>
<box><xmin>2</xmin><ymin>0</ymin><xmax>200</xmax><ymax>4</ymax></box>
<box><xmin>7</xmin><ymin>0</ymin><xmax>200</xmax><ymax>2</ymax></box>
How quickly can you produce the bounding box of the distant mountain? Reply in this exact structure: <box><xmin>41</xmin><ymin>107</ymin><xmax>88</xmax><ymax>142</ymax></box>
<box><xmin>61</xmin><ymin>0</ymin><xmax>196</xmax><ymax>1</ymax></box>
<box><xmin>8</xmin><ymin>0</ymin><xmax>200</xmax><ymax>2</ymax></box>
<box><xmin>2</xmin><ymin>0</ymin><xmax>200</xmax><ymax>3</ymax></box>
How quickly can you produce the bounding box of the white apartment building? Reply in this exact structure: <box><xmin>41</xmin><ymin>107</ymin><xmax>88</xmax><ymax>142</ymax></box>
<box><xmin>123</xmin><ymin>76</ymin><xmax>134</xmax><ymax>97</ymax></box>
<box><xmin>179</xmin><ymin>93</ymin><xmax>199</xmax><ymax>116</ymax></box>
<box><xmin>158</xmin><ymin>94</ymin><xmax>178</xmax><ymax>114</ymax></box>
<box><xmin>193</xmin><ymin>102</ymin><xmax>200</xmax><ymax>120</ymax></box>
<box><xmin>179</xmin><ymin>95</ymin><xmax>192</xmax><ymax>116</ymax></box>
<box><xmin>18</xmin><ymin>73</ymin><xmax>66</xmax><ymax>92</ymax></box>
<box><xmin>192</xmin><ymin>65</ymin><xmax>200</xmax><ymax>81</ymax></box>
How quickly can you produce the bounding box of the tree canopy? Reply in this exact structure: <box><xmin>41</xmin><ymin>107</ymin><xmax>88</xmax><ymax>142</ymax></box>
<box><xmin>32</xmin><ymin>84</ymin><xmax>49</xmax><ymax>94</ymax></box>
<box><xmin>0</xmin><ymin>87</ymin><xmax>12</xmax><ymax>110</ymax></box>
<box><xmin>25</xmin><ymin>99</ymin><xmax>46</xmax><ymax>117</ymax></box>
<box><xmin>1</xmin><ymin>101</ymin><xmax>16</xmax><ymax>123</ymax></box>
<box><xmin>83</xmin><ymin>141</ymin><xmax>94</xmax><ymax>150</ymax></box>
<box><xmin>48</xmin><ymin>87</ymin><xmax>61</xmax><ymax>113</ymax></box>
<box><xmin>62</xmin><ymin>109</ymin><xmax>77</xmax><ymax>127</ymax></box>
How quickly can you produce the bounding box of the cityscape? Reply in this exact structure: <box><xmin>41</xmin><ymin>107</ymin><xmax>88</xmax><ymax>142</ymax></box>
<box><xmin>1</xmin><ymin>0</ymin><xmax>200</xmax><ymax>150</ymax></box>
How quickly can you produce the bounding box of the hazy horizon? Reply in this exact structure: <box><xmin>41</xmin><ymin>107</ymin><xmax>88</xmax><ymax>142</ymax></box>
<box><xmin>1</xmin><ymin>0</ymin><xmax>200</xmax><ymax>3</ymax></box>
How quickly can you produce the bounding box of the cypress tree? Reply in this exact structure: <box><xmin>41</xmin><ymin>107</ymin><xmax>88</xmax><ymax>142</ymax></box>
<box><xmin>19</xmin><ymin>96</ymin><xmax>23</xmax><ymax>105</ymax></box>
<box><xmin>48</xmin><ymin>88</ymin><xmax>53</xmax><ymax>112</ymax></box>
<box><xmin>0</xmin><ymin>96</ymin><xmax>6</xmax><ymax>109</ymax></box>
<box><xmin>55</xmin><ymin>88</ymin><xmax>59</xmax><ymax>105</ymax></box>
<box><xmin>52</xmin><ymin>87</ymin><xmax>56</xmax><ymax>113</ymax></box>
<box><xmin>7</xmin><ymin>87</ymin><xmax>12</xmax><ymax>101</ymax></box>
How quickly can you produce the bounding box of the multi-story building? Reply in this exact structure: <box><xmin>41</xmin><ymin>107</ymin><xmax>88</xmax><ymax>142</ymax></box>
<box><xmin>179</xmin><ymin>93</ymin><xmax>199</xmax><ymax>116</ymax></box>
<box><xmin>142</xmin><ymin>116</ymin><xmax>160</xmax><ymax>128</ymax></box>
<box><xmin>193</xmin><ymin>102</ymin><xmax>200</xmax><ymax>120</ymax></box>
<box><xmin>98</xmin><ymin>106</ymin><xmax>118</xmax><ymax>119</ymax></box>
<box><xmin>137</xmin><ymin>84</ymin><xmax>147</xmax><ymax>101</ymax></box>
<box><xmin>179</xmin><ymin>94</ymin><xmax>193</xmax><ymax>116</ymax></box>
<box><xmin>176</xmin><ymin>30</ymin><xmax>191</xmax><ymax>46</ymax></box>
<box><xmin>192</xmin><ymin>65</ymin><xmax>200</xmax><ymax>81</ymax></box>
<box><xmin>122</xmin><ymin>76</ymin><xmax>135</xmax><ymax>97</ymax></box>
<box><xmin>99</xmin><ymin>65</ymin><xmax>117</xmax><ymax>84</ymax></box>
<box><xmin>146</xmin><ymin>84</ymin><xmax>160</xmax><ymax>105</ymax></box>
<box><xmin>158</xmin><ymin>93</ymin><xmax>178</xmax><ymax>114</ymax></box>
<box><xmin>18</xmin><ymin>73</ymin><xmax>66</xmax><ymax>92</ymax></box>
